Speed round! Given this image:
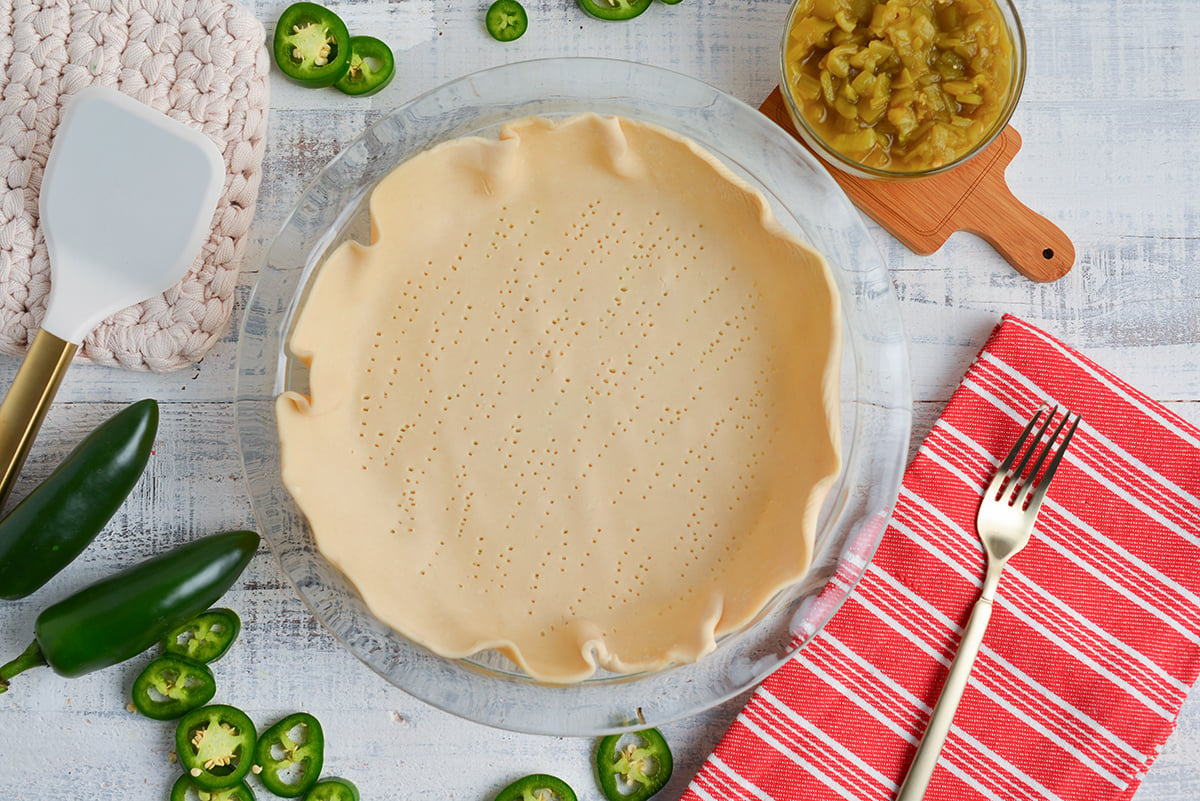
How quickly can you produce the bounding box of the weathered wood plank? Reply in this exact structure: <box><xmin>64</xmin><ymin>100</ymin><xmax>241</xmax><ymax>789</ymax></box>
<box><xmin>2</xmin><ymin>0</ymin><xmax>1200</xmax><ymax>798</ymax></box>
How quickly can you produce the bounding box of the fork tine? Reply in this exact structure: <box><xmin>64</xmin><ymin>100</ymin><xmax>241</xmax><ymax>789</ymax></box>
<box><xmin>1006</xmin><ymin>405</ymin><xmax>1059</xmax><ymax>484</ymax></box>
<box><xmin>988</xmin><ymin>407</ymin><xmax>1048</xmax><ymax>497</ymax></box>
<box><xmin>997</xmin><ymin>407</ymin><xmax>1047</xmax><ymax>474</ymax></box>
<box><xmin>1023</xmin><ymin>412</ymin><xmax>1081</xmax><ymax>510</ymax></box>
<box><xmin>1022</xmin><ymin>410</ymin><xmax>1073</xmax><ymax>489</ymax></box>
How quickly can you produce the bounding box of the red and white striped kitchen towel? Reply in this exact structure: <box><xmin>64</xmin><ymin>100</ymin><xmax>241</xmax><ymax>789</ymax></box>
<box><xmin>684</xmin><ymin>314</ymin><xmax>1200</xmax><ymax>801</ymax></box>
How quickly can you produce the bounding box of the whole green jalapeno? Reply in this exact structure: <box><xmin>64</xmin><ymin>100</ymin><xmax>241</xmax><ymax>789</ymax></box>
<box><xmin>0</xmin><ymin>398</ymin><xmax>158</xmax><ymax>599</ymax></box>
<box><xmin>0</xmin><ymin>529</ymin><xmax>259</xmax><ymax>692</ymax></box>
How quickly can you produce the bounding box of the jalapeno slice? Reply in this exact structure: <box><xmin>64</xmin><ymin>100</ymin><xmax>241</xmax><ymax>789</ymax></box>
<box><xmin>333</xmin><ymin>36</ymin><xmax>396</xmax><ymax>97</ymax></box>
<box><xmin>273</xmin><ymin>2</ymin><xmax>352</xmax><ymax>87</ymax></box>
<box><xmin>304</xmin><ymin>778</ymin><xmax>360</xmax><ymax>801</ymax></box>
<box><xmin>577</xmin><ymin>0</ymin><xmax>652</xmax><ymax>21</ymax></box>
<box><xmin>164</xmin><ymin>608</ymin><xmax>241</xmax><ymax>664</ymax></box>
<box><xmin>253</xmin><ymin>712</ymin><xmax>324</xmax><ymax>798</ymax></box>
<box><xmin>130</xmin><ymin>655</ymin><xmax>216</xmax><ymax>721</ymax></box>
<box><xmin>495</xmin><ymin>774</ymin><xmax>577</xmax><ymax>801</ymax></box>
<box><xmin>176</xmin><ymin>704</ymin><xmax>258</xmax><ymax>790</ymax></box>
<box><xmin>595</xmin><ymin>728</ymin><xmax>673</xmax><ymax>801</ymax></box>
<box><xmin>170</xmin><ymin>774</ymin><xmax>257</xmax><ymax>801</ymax></box>
<box><xmin>486</xmin><ymin>0</ymin><xmax>529</xmax><ymax>41</ymax></box>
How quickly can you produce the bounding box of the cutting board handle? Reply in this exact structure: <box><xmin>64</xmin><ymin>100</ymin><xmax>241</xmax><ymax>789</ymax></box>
<box><xmin>958</xmin><ymin>132</ymin><xmax>1075</xmax><ymax>282</ymax></box>
<box><xmin>758</xmin><ymin>88</ymin><xmax>1075</xmax><ymax>282</ymax></box>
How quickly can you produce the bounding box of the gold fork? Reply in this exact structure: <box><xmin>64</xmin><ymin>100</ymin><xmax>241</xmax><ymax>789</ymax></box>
<box><xmin>895</xmin><ymin>405</ymin><xmax>1082</xmax><ymax>800</ymax></box>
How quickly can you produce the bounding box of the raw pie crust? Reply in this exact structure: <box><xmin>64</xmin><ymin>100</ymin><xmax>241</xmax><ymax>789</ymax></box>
<box><xmin>277</xmin><ymin>114</ymin><xmax>842</xmax><ymax>683</ymax></box>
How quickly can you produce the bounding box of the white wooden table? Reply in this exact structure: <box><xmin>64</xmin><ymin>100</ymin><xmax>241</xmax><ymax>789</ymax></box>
<box><xmin>2</xmin><ymin>1</ymin><xmax>1198</xmax><ymax>798</ymax></box>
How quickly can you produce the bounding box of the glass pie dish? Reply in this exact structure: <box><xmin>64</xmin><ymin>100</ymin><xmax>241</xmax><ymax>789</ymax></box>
<box><xmin>235</xmin><ymin>58</ymin><xmax>911</xmax><ymax>736</ymax></box>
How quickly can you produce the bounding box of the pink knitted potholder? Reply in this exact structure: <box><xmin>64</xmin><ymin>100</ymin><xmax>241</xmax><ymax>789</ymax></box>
<box><xmin>0</xmin><ymin>0</ymin><xmax>269</xmax><ymax>371</ymax></box>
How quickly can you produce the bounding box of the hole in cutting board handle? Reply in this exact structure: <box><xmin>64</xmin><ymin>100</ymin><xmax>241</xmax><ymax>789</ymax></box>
<box><xmin>1042</xmin><ymin>248</ymin><xmax>1054</xmax><ymax>259</ymax></box>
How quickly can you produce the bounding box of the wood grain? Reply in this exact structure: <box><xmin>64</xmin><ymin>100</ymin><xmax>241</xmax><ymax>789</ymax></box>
<box><xmin>1</xmin><ymin>0</ymin><xmax>1199</xmax><ymax>799</ymax></box>
<box><xmin>760</xmin><ymin>87</ymin><xmax>1076</xmax><ymax>282</ymax></box>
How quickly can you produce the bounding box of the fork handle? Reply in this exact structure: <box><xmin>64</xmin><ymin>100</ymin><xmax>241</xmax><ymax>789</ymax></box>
<box><xmin>895</xmin><ymin>596</ymin><xmax>994</xmax><ymax>800</ymax></box>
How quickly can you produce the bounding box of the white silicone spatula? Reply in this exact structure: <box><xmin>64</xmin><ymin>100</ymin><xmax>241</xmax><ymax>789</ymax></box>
<box><xmin>0</xmin><ymin>86</ymin><xmax>224</xmax><ymax>507</ymax></box>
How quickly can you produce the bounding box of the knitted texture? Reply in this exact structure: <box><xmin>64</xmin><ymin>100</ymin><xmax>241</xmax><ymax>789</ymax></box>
<box><xmin>0</xmin><ymin>0</ymin><xmax>269</xmax><ymax>371</ymax></box>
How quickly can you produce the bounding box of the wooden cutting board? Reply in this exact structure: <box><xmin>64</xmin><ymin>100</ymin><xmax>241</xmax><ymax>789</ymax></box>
<box><xmin>759</xmin><ymin>87</ymin><xmax>1074</xmax><ymax>283</ymax></box>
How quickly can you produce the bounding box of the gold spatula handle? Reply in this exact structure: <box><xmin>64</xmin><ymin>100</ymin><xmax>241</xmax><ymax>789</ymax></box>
<box><xmin>895</xmin><ymin>595</ymin><xmax>994</xmax><ymax>800</ymax></box>
<box><xmin>0</xmin><ymin>329</ymin><xmax>78</xmax><ymax>509</ymax></box>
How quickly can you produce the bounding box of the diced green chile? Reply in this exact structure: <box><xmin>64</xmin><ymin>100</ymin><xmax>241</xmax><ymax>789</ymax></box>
<box><xmin>254</xmin><ymin>712</ymin><xmax>325</xmax><ymax>798</ymax></box>
<box><xmin>273</xmin><ymin>2</ymin><xmax>352</xmax><ymax>87</ymax></box>
<box><xmin>170</xmin><ymin>774</ymin><xmax>257</xmax><ymax>801</ymax></box>
<box><xmin>176</xmin><ymin>704</ymin><xmax>258</xmax><ymax>790</ymax></box>
<box><xmin>486</xmin><ymin>0</ymin><xmax>529</xmax><ymax>41</ymax></box>
<box><xmin>495</xmin><ymin>774</ymin><xmax>578</xmax><ymax>801</ymax></box>
<box><xmin>595</xmin><ymin>728</ymin><xmax>674</xmax><ymax>801</ymax></box>
<box><xmin>334</xmin><ymin>36</ymin><xmax>396</xmax><ymax>96</ymax></box>
<box><xmin>0</xmin><ymin>398</ymin><xmax>158</xmax><ymax>600</ymax></box>
<box><xmin>577</xmin><ymin>0</ymin><xmax>652</xmax><ymax>21</ymax></box>
<box><xmin>304</xmin><ymin>778</ymin><xmax>360</xmax><ymax>801</ymax></box>
<box><xmin>130</xmin><ymin>655</ymin><xmax>216</xmax><ymax>720</ymax></box>
<box><xmin>164</xmin><ymin>608</ymin><xmax>242</xmax><ymax>664</ymax></box>
<box><xmin>0</xmin><ymin>530</ymin><xmax>259</xmax><ymax>693</ymax></box>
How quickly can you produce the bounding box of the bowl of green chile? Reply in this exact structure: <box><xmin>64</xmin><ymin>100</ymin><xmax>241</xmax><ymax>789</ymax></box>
<box><xmin>0</xmin><ymin>398</ymin><xmax>158</xmax><ymax>600</ymax></box>
<box><xmin>0</xmin><ymin>529</ymin><xmax>258</xmax><ymax>692</ymax></box>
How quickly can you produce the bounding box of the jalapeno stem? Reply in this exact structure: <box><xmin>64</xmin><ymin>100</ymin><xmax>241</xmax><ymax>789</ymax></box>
<box><xmin>0</xmin><ymin>640</ymin><xmax>47</xmax><ymax>692</ymax></box>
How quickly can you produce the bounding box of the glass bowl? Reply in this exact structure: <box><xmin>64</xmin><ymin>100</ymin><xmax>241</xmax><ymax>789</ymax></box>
<box><xmin>235</xmin><ymin>58</ymin><xmax>911</xmax><ymax>736</ymax></box>
<box><xmin>778</xmin><ymin>0</ymin><xmax>1027</xmax><ymax>180</ymax></box>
